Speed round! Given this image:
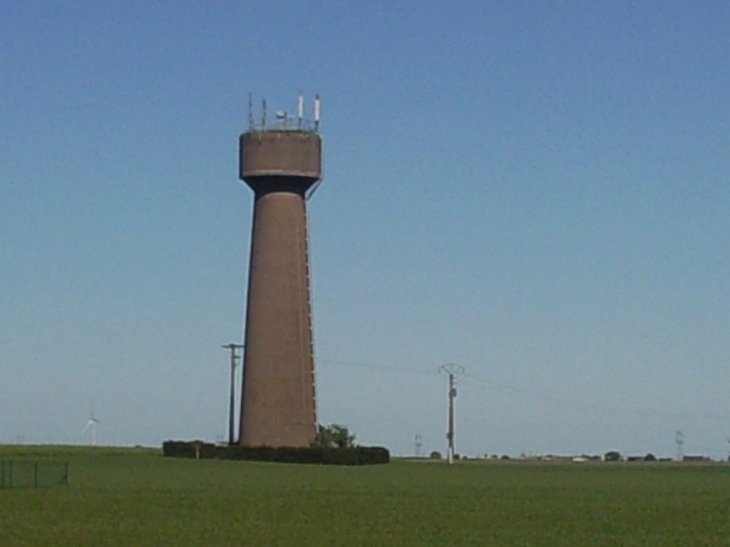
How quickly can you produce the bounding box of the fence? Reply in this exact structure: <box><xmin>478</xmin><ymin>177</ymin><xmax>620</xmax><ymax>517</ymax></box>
<box><xmin>0</xmin><ymin>460</ymin><xmax>69</xmax><ymax>489</ymax></box>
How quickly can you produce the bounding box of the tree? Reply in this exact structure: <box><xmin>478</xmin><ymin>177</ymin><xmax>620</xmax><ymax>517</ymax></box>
<box><xmin>644</xmin><ymin>453</ymin><xmax>657</xmax><ymax>462</ymax></box>
<box><xmin>429</xmin><ymin>451</ymin><xmax>442</xmax><ymax>460</ymax></box>
<box><xmin>313</xmin><ymin>424</ymin><xmax>356</xmax><ymax>448</ymax></box>
<box><xmin>604</xmin><ymin>450</ymin><xmax>621</xmax><ymax>462</ymax></box>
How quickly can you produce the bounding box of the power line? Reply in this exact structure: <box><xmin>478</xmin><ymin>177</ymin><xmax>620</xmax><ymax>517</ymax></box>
<box><xmin>318</xmin><ymin>357</ymin><xmax>730</xmax><ymax>424</ymax></box>
<box><xmin>318</xmin><ymin>358</ymin><xmax>435</xmax><ymax>376</ymax></box>
<box><xmin>463</xmin><ymin>371</ymin><xmax>730</xmax><ymax>423</ymax></box>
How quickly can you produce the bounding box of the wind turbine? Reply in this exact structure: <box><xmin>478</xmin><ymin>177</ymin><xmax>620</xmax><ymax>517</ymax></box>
<box><xmin>82</xmin><ymin>409</ymin><xmax>100</xmax><ymax>446</ymax></box>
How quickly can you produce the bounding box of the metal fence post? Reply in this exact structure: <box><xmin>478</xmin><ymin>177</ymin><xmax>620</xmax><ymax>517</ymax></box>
<box><xmin>0</xmin><ymin>460</ymin><xmax>70</xmax><ymax>489</ymax></box>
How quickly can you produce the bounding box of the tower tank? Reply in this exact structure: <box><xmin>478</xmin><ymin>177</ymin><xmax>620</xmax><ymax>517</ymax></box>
<box><xmin>238</xmin><ymin>97</ymin><xmax>322</xmax><ymax>447</ymax></box>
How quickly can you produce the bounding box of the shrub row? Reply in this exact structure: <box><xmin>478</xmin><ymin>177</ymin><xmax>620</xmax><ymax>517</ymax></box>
<box><xmin>162</xmin><ymin>441</ymin><xmax>389</xmax><ymax>466</ymax></box>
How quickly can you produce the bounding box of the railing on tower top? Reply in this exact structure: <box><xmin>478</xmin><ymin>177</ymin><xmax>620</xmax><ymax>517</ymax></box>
<box><xmin>247</xmin><ymin>93</ymin><xmax>321</xmax><ymax>133</ymax></box>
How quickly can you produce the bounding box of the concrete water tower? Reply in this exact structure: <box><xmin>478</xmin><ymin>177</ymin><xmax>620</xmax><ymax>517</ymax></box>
<box><xmin>238</xmin><ymin>94</ymin><xmax>322</xmax><ymax>447</ymax></box>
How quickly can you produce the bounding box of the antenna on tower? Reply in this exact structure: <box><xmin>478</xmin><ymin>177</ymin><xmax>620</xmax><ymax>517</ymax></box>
<box><xmin>675</xmin><ymin>430</ymin><xmax>684</xmax><ymax>462</ymax></box>
<box><xmin>313</xmin><ymin>94</ymin><xmax>320</xmax><ymax>131</ymax></box>
<box><xmin>297</xmin><ymin>92</ymin><xmax>304</xmax><ymax>129</ymax></box>
<box><xmin>248</xmin><ymin>93</ymin><xmax>254</xmax><ymax>130</ymax></box>
<box><xmin>261</xmin><ymin>99</ymin><xmax>267</xmax><ymax>129</ymax></box>
<box><xmin>275</xmin><ymin>110</ymin><xmax>287</xmax><ymax>129</ymax></box>
<box><xmin>440</xmin><ymin>363</ymin><xmax>465</xmax><ymax>465</ymax></box>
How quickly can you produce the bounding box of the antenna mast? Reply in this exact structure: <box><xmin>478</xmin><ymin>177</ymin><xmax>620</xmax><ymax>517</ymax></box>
<box><xmin>248</xmin><ymin>93</ymin><xmax>254</xmax><ymax>130</ymax></box>
<box><xmin>313</xmin><ymin>94</ymin><xmax>320</xmax><ymax>131</ymax></box>
<box><xmin>297</xmin><ymin>92</ymin><xmax>304</xmax><ymax>129</ymax></box>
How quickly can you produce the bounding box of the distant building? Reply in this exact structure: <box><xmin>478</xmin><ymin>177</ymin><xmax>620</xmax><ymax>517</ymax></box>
<box><xmin>682</xmin><ymin>455</ymin><xmax>710</xmax><ymax>462</ymax></box>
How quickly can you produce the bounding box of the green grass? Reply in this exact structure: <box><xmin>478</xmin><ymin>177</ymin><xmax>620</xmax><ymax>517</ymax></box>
<box><xmin>1</xmin><ymin>446</ymin><xmax>729</xmax><ymax>546</ymax></box>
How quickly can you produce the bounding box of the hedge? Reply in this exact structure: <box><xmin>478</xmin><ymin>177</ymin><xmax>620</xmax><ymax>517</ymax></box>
<box><xmin>162</xmin><ymin>441</ymin><xmax>390</xmax><ymax>466</ymax></box>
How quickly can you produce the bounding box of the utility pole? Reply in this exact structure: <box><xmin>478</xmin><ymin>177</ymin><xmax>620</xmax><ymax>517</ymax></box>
<box><xmin>222</xmin><ymin>343</ymin><xmax>244</xmax><ymax>445</ymax></box>
<box><xmin>440</xmin><ymin>363</ymin><xmax>465</xmax><ymax>465</ymax></box>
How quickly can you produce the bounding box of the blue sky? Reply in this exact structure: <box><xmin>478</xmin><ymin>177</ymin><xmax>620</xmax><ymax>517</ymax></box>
<box><xmin>1</xmin><ymin>1</ymin><xmax>729</xmax><ymax>458</ymax></box>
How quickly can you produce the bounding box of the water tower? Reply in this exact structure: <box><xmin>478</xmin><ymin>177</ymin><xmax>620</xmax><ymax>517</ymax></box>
<box><xmin>238</xmin><ymin>94</ymin><xmax>322</xmax><ymax>447</ymax></box>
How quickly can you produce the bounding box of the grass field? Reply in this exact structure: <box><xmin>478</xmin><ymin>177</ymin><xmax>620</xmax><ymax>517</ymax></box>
<box><xmin>1</xmin><ymin>446</ymin><xmax>729</xmax><ymax>546</ymax></box>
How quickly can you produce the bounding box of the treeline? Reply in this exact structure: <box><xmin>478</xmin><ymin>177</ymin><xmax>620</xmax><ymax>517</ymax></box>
<box><xmin>162</xmin><ymin>441</ymin><xmax>389</xmax><ymax>466</ymax></box>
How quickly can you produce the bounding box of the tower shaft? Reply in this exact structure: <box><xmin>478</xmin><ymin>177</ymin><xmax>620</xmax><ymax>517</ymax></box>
<box><xmin>239</xmin><ymin>187</ymin><xmax>316</xmax><ymax>446</ymax></box>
